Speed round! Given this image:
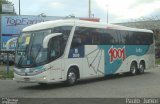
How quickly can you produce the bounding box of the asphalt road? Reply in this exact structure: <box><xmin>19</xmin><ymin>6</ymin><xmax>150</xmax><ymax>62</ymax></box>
<box><xmin>0</xmin><ymin>67</ymin><xmax>160</xmax><ymax>98</ymax></box>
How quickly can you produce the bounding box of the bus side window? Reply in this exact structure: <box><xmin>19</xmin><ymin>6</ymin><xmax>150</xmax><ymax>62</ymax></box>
<box><xmin>125</xmin><ymin>31</ymin><xmax>133</xmax><ymax>45</ymax></box>
<box><xmin>71</xmin><ymin>36</ymin><xmax>82</xmax><ymax>48</ymax></box>
<box><xmin>71</xmin><ymin>27</ymin><xmax>90</xmax><ymax>48</ymax></box>
<box><xmin>105</xmin><ymin>29</ymin><xmax>119</xmax><ymax>45</ymax></box>
<box><xmin>119</xmin><ymin>30</ymin><xmax>128</xmax><ymax>45</ymax></box>
<box><xmin>51</xmin><ymin>26</ymin><xmax>73</xmax><ymax>53</ymax></box>
<box><xmin>48</xmin><ymin>36</ymin><xmax>62</xmax><ymax>61</ymax></box>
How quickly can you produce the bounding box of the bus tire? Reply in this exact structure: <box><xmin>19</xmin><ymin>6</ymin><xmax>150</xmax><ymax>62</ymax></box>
<box><xmin>66</xmin><ymin>68</ymin><xmax>77</xmax><ymax>86</ymax></box>
<box><xmin>138</xmin><ymin>62</ymin><xmax>145</xmax><ymax>74</ymax></box>
<box><xmin>129</xmin><ymin>62</ymin><xmax>138</xmax><ymax>75</ymax></box>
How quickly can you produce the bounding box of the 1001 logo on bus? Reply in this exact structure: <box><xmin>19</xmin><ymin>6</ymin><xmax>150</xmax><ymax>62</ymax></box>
<box><xmin>108</xmin><ymin>46</ymin><xmax>126</xmax><ymax>63</ymax></box>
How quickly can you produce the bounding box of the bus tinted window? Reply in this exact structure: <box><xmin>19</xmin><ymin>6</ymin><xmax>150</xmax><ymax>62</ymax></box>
<box><xmin>119</xmin><ymin>30</ymin><xmax>128</xmax><ymax>45</ymax></box>
<box><xmin>125</xmin><ymin>31</ymin><xmax>134</xmax><ymax>45</ymax></box>
<box><xmin>104</xmin><ymin>29</ymin><xmax>119</xmax><ymax>45</ymax></box>
<box><xmin>72</xmin><ymin>27</ymin><xmax>114</xmax><ymax>46</ymax></box>
<box><xmin>71</xmin><ymin>27</ymin><xmax>94</xmax><ymax>48</ymax></box>
<box><xmin>71</xmin><ymin>27</ymin><xmax>153</xmax><ymax>47</ymax></box>
<box><xmin>129</xmin><ymin>32</ymin><xmax>153</xmax><ymax>45</ymax></box>
<box><xmin>119</xmin><ymin>31</ymin><xmax>153</xmax><ymax>45</ymax></box>
<box><xmin>96</xmin><ymin>29</ymin><xmax>112</xmax><ymax>45</ymax></box>
<box><xmin>142</xmin><ymin>33</ymin><xmax>153</xmax><ymax>45</ymax></box>
<box><xmin>52</xmin><ymin>26</ymin><xmax>72</xmax><ymax>41</ymax></box>
<box><xmin>51</xmin><ymin>26</ymin><xmax>72</xmax><ymax>57</ymax></box>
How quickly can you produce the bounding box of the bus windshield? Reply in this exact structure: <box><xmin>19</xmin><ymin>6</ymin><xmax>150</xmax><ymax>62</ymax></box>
<box><xmin>15</xmin><ymin>30</ymin><xmax>51</xmax><ymax>67</ymax></box>
<box><xmin>15</xmin><ymin>26</ymin><xmax>72</xmax><ymax>68</ymax></box>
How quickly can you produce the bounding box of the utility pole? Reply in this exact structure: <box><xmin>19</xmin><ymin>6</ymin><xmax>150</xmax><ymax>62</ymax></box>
<box><xmin>106</xmin><ymin>5</ymin><xmax>109</xmax><ymax>24</ymax></box>
<box><xmin>89</xmin><ymin>0</ymin><xmax>91</xmax><ymax>18</ymax></box>
<box><xmin>19</xmin><ymin>0</ymin><xmax>20</xmax><ymax>15</ymax></box>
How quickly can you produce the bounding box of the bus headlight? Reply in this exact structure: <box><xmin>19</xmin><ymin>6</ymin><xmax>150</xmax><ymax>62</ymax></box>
<box><xmin>43</xmin><ymin>76</ymin><xmax>46</xmax><ymax>80</ymax></box>
<box><xmin>14</xmin><ymin>67</ymin><xmax>46</xmax><ymax>76</ymax></box>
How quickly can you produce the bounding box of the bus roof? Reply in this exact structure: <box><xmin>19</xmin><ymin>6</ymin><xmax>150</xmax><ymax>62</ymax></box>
<box><xmin>22</xmin><ymin>19</ymin><xmax>153</xmax><ymax>33</ymax></box>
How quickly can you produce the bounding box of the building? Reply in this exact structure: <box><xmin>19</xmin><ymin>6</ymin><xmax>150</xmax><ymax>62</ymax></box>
<box><xmin>0</xmin><ymin>15</ymin><xmax>65</xmax><ymax>51</ymax></box>
<box><xmin>0</xmin><ymin>15</ymin><xmax>100</xmax><ymax>52</ymax></box>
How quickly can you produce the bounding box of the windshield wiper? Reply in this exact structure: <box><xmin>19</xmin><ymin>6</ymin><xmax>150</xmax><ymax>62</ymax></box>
<box><xmin>17</xmin><ymin>55</ymin><xmax>23</xmax><ymax>66</ymax></box>
<box><xmin>17</xmin><ymin>46</ymin><xmax>28</xmax><ymax>67</ymax></box>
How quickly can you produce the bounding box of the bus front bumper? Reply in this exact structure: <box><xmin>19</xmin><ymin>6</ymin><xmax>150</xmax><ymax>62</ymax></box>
<box><xmin>14</xmin><ymin>72</ymin><xmax>49</xmax><ymax>83</ymax></box>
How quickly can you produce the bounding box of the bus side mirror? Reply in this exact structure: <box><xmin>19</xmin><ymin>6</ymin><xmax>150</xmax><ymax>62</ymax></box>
<box><xmin>43</xmin><ymin>33</ymin><xmax>62</xmax><ymax>48</ymax></box>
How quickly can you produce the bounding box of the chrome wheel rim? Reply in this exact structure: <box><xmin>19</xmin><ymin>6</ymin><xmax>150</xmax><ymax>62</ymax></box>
<box><xmin>68</xmin><ymin>72</ymin><xmax>76</xmax><ymax>84</ymax></box>
<box><xmin>139</xmin><ymin>64</ymin><xmax>144</xmax><ymax>73</ymax></box>
<box><xmin>131</xmin><ymin>65</ymin><xmax>136</xmax><ymax>74</ymax></box>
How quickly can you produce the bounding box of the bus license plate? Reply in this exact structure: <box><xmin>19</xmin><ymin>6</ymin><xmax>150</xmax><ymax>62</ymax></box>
<box><xmin>24</xmin><ymin>78</ymin><xmax>30</xmax><ymax>82</ymax></box>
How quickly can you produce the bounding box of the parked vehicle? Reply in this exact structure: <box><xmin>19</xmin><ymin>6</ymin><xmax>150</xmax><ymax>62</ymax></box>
<box><xmin>1</xmin><ymin>53</ymin><xmax>15</xmax><ymax>65</ymax></box>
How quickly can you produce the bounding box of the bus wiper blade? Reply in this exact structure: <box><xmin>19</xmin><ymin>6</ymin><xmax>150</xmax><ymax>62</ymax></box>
<box><xmin>34</xmin><ymin>46</ymin><xmax>42</xmax><ymax>65</ymax></box>
<box><xmin>18</xmin><ymin>55</ymin><xmax>23</xmax><ymax>66</ymax></box>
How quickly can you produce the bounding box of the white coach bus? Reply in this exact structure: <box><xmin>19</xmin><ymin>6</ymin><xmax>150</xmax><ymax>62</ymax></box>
<box><xmin>14</xmin><ymin>19</ymin><xmax>155</xmax><ymax>85</ymax></box>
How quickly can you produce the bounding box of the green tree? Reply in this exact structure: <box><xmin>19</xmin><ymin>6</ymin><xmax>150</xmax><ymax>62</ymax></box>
<box><xmin>0</xmin><ymin>0</ymin><xmax>16</xmax><ymax>14</ymax></box>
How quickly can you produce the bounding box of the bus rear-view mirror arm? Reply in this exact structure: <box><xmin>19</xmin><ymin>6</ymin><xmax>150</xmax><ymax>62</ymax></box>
<box><xmin>43</xmin><ymin>33</ymin><xmax>62</xmax><ymax>48</ymax></box>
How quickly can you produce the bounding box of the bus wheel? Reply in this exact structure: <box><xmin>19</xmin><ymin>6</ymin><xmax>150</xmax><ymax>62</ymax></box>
<box><xmin>138</xmin><ymin>62</ymin><xmax>145</xmax><ymax>74</ymax></box>
<box><xmin>130</xmin><ymin>62</ymin><xmax>137</xmax><ymax>75</ymax></box>
<box><xmin>66</xmin><ymin>68</ymin><xmax>77</xmax><ymax>85</ymax></box>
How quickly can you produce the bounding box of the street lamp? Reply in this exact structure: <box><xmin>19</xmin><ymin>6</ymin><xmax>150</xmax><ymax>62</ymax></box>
<box><xmin>106</xmin><ymin>5</ymin><xmax>109</xmax><ymax>24</ymax></box>
<box><xmin>19</xmin><ymin>0</ymin><xmax>20</xmax><ymax>15</ymax></box>
<box><xmin>89</xmin><ymin>0</ymin><xmax>91</xmax><ymax>18</ymax></box>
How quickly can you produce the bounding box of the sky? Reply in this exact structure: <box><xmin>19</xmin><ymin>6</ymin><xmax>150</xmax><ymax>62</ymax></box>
<box><xmin>10</xmin><ymin>0</ymin><xmax>160</xmax><ymax>23</ymax></box>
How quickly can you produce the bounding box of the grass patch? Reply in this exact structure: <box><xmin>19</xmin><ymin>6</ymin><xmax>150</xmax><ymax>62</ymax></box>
<box><xmin>156</xmin><ymin>58</ymin><xmax>160</xmax><ymax>65</ymax></box>
<box><xmin>0</xmin><ymin>70</ymin><xmax>14</xmax><ymax>79</ymax></box>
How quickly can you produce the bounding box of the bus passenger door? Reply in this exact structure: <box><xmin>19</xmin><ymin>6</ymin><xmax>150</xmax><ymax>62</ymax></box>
<box><xmin>49</xmin><ymin>59</ymin><xmax>62</xmax><ymax>81</ymax></box>
<box><xmin>48</xmin><ymin>36</ymin><xmax>63</xmax><ymax>81</ymax></box>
